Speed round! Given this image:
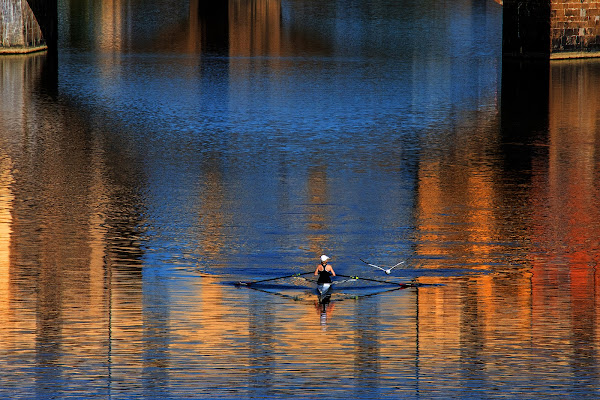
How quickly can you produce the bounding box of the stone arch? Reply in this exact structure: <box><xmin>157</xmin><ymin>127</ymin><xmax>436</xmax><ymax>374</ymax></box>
<box><xmin>27</xmin><ymin>0</ymin><xmax>57</xmax><ymax>49</ymax></box>
<box><xmin>0</xmin><ymin>0</ymin><xmax>56</xmax><ymax>53</ymax></box>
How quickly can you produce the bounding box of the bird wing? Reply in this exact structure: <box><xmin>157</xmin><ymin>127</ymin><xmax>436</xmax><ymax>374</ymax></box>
<box><xmin>387</xmin><ymin>261</ymin><xmax>405</xmax><ymax>271</ymax></box>
<box><xmin>359</xmin><ymin>258</ymin><xmax>386</xmax><ymax>271</ymax></box>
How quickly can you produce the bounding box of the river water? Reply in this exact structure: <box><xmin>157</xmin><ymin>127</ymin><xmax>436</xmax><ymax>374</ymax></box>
<box><xmin>1</xmin><ymin>0</ymin><xmax>600</xmax><ymax>398</ymax></box>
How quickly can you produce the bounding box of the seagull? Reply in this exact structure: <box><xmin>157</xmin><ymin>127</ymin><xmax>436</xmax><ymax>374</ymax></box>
<box><xmin>360</xmin><ymin>259</ymin><xmax>405</xmax><ymax>274</ymax></box>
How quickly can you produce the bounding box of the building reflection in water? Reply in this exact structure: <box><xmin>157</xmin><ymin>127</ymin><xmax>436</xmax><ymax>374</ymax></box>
<box><xmin>413</xmin><ymin>56</ymin><xmax>600</xmax><ymax>389</ymax></box>
<box><xmin>3</xmin><ymin>0</ymin><xmax>600</xmax><ymax>396</ymax></box>
<box><xmin>529</xmin><ymin>59</ymin><xmax>600</xmax><ymax>383</ymax></box>
<box><xmin>305</xmin><ymin>165</ymin><xmax>332</xmax><ymax>258</ymax></box>
<box><xmin>0</xmin><ymin>51</ymin><xmax>148</xmax><ymax>396</ymax></box>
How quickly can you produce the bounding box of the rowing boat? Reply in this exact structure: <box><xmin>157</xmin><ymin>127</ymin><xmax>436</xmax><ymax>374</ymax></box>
<box><xmin>317</xmin><ymin>282</ymin><xmax>332</xmax><ymax>302</ymax></box>
<box><xmin>317</xmin><ymin>282</ymin><xmax>331</xmax><ymax>296</ymax></box>
<box><xmin>237</xmin><ymin>272</ymin><xmax>418</xmax><ymax>302</ymax></box>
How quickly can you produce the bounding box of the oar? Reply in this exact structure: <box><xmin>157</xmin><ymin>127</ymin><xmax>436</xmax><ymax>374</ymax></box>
<box><xmin>336</xmin><ymin>274</ymin><xmax>415</xmax><ymax>287</ymax></box>
<box><xmin>237</xmin><ymin>271</ymin><xmax>313</xmax><ymax>286</ymax></box>
<box><xmin>331</xmin><ymin>277</ymin><xmax>359</xmax><ymax>285</ymax></box>
<box><xmin>241</xmin><ymin>283</ymin><xmax>307</xmax><ymax>301</ymax></box>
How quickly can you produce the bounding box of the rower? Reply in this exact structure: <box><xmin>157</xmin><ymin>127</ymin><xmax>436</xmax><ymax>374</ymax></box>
<box><xmin>315</xmin><ymin>254</ymin><xmax>336</xmax><ymax>283</ymax></box>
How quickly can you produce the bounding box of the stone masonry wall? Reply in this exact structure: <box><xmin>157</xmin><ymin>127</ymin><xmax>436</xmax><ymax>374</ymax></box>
<box><xmin>504</xmin><ymin>0</ymin><xmax>600</xmax><ymax>58</ymax></box>
<box><xmin>551</xmin><ymin>0</ymin><xmax>600</xmax><ymax>56</ymax></box>
<box><xmin>0</xmin><ymin>0</ymin><xmax>44</xmax><ymax>49</ymax></box>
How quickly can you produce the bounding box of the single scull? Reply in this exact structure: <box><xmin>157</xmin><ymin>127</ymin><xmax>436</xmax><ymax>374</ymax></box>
<box><xmin>317</xmin><ymin>282</ymin><xmax>333</xmax><ymax>302</ymax></box>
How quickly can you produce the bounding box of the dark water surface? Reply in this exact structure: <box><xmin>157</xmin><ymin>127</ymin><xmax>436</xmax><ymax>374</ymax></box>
<box><xmin>1</xmin><ymin>0</ymin><xmax>600</xmax><ymax>398</ymax></box>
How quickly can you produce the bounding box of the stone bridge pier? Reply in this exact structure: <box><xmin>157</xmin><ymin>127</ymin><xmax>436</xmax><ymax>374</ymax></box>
<box><xmin>503</xmin><ymin>0</ymin><xmax>600</xmax><ymax>58</ymax></box>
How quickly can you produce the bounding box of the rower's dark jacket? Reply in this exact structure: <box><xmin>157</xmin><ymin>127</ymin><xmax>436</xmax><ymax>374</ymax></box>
<box><xmin>317</xmin><ymin>265</ymin><xmax>332</xmax><ymax>284</ymax></box>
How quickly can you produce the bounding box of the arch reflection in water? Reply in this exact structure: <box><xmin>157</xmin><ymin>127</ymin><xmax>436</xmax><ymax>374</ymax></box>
<box><xmin>2</xmin><ymin>0</ymin><xmax>600</xmax><ymax>398</ymax></box>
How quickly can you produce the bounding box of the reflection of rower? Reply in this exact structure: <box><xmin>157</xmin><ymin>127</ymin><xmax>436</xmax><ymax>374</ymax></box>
<box><xmin>315</xmin><ymin>255</ymin><xmax>336</xmax><ymax>298</ymax></box>
<box><xmin>315</xmin><ymin>297</ymin><xmax>335</xmax><ymax>330</ymax></box>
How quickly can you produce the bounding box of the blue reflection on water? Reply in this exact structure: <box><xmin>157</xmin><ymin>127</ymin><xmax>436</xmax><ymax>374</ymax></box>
<box><xmin>57</xmin><ymin>0</ymin><xmax>503</xmax><ymax>277</ymax></box>
<box><xmin>10</xmin><ymin>0</ymin><xmax>577</xmax><ymax>399</ymax></box>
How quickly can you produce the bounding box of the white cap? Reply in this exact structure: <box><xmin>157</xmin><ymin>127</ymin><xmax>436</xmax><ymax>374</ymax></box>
<box><xmin>320</xmin><ymin>255</ymin><xmax>330</xmax><ymax>262</ymax></box>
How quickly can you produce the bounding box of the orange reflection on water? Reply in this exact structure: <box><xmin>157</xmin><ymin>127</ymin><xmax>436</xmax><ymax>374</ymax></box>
<box><xmin>229</xmin><ymin>0</ymin><xmax>282</xmax><ymax>57</ymax></box>
<box><xmin>304</xmin><ymin>166</ymin><xmax>332</xmax><ymax>257</ymax></box>
<box><xmin>97</xmin><ymin>0</ymin><xmax>124</xmax><ymax>52</ymax></box>
<box><xmin>528</xmin><ymin>60</ymin><xmax>600</xmax><ymax>360</ymax></box>
<box><xmin>0</xmin><ymin>50</ymin><xmax>150</xmax><ymax>390</ymax></box>
<box><xmin>0</xmin><ymin>152</ymin><xmax>17</xmax><ymax>363</ymax></box>
<box><xmin>414</xmin><ymin>123</ymin><xmax>502</xmax><ymax>269</ymax></box>
<box><xmin>197</xmin><ymin>162</ymin><xmax>229</xmax><ymax>263</ymax></box>
<box><xmin>409</xmin><ymin>58</ymin><xmax>600</xmax><ymax>384</ymax></box>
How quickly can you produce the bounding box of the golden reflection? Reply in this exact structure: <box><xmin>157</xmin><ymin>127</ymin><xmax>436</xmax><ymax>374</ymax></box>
<box><xmin>527</xmin><ymin>60</ymin><xmax>600</xmax><ymax>356</ymax></box>
<box><xmin>186</xmin><ymin>0</ymin><xmax>202</xmax><ymax>53</ymax></box>
<box><xmin>547</xmin><ymin>60</ymin><xmax>600</xmax><ymax>265</ymax></box>
<box><xmin>0</xmin><ymin>54</ymin><xmax>41</xmax><ymax>359</ymax></box>
<box><xmin>197</xmin><ymin>161</ymin><xmax>228</xmax><ymax>261</ymax></box>
<box><xmin>171</xmin><ymin>276</ymin><xmax>250</xmax><ymax>359</ymax></box>
<box><xmin>414</xmin><ymin>145</ymin><xmax>500</xmax><ymax>266</ymax></box>
<box><xmin>88</xmin><ymin>137</ymin><xmax>108</xmax><ymax>323</ymax></box>
<box><xmin>414</xmin><ymin>161</ymin><xmax>445</xmax><ymax>254</ymax></box>
<box><xmin>228</xmin><ymin>0</ymin><xmax>282</xmax><ymax>57</ymax></box>
<box><xmin>84</xmin><ymin>0</ymin><xmax>287</xmax><ymax>55</ymax></box>
<box><xmin>97</xmin><ymin>0</ymin><xmax>124</xmax><ymax>52</ymax></box>
<box><xmin>0</xmin><ymin>50</ymin><xmax>148</xmax><ymax>385</ymax></box>
<box><xmin>0</xmin><ymin>154</ymin><xmax>14</xmax><ymax>345</ymax></box>
<box><xmin>412</xmin><ymin>111</ymin><xmax>544</xmax><ymax>379</ymax></box>
<box><xmin>314</xmin><ymin>299</ymin><xmax>335</xmax><ymax>329</ymax></box>
<box><xmin>415</xmin><ymin>274</ymin><xmax>536</xmax><ymax>381</ymax></box>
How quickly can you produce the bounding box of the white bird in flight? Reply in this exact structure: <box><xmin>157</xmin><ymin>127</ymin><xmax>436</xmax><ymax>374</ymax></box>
<box><xmin>360</xmin><ymin>259</ymin><xmax>405</xmax><ymax>274</ymax></box>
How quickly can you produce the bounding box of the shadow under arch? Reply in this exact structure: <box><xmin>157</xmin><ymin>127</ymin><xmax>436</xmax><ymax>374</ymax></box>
<box><xmin>24</xmin><ymin>0</ymin><xmax>58</xmax><ymax>50</ymax></box>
